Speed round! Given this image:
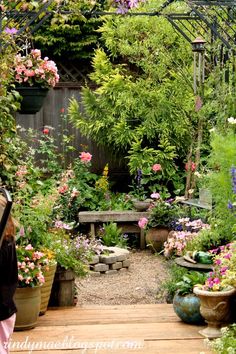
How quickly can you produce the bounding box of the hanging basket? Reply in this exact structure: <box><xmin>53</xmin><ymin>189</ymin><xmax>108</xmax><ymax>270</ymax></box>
<box><xmin>16</xmin><ymin>86</ymin><xmax>49</xmax><ymax>114</ymax></box>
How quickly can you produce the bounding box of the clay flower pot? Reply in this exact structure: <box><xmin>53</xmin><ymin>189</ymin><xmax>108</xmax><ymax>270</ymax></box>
<box><xmin>193</xmin><ymin>286</ymin><xmax>236</xmax><ymax>338</ymax></box>
<box><xmin>145</xmin><ymin>227</ymin><xmax>169</xmax><ymax>252</ymax></box>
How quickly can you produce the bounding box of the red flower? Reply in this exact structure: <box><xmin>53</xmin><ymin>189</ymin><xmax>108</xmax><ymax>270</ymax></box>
<box><xmin>60</xmin><ymin>107</ymin><xmax>65</xmax><ymax>113</ymax></box>
<box><xmin>43</xmin><ymin>128</ymin><xmax>49</xmax><ymax>135</ymax></box>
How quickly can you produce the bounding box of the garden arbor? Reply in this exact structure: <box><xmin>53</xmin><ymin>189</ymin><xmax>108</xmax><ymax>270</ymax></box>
<box><xmin>1</xmin><ymin>0</ymin><xmax>235</xmax><ymax>55</ymax></box>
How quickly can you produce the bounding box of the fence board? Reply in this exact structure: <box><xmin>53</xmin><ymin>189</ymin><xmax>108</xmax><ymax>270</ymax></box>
<box><xmin>16</xmin><ymin>86</ymin><xmax>127</xmax><ymax>185</ymax></box>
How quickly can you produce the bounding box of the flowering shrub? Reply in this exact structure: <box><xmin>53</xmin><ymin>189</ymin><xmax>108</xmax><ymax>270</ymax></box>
<box><xmin>163</xmin><ymin>218</ymin><xmax>210</xmax><ymax>258</ymax></box>
<box><xmin>13</xmin><ymin>49</ymin><xmax>59</xmax><ymax>88</ymax></box>
<box><xmin>52</xmin><ymin>152</ymin><xmax>99</xmax><ymax>225</ymax></box>
<box><xmin>195</xmin><ymin>241</ymin><xmax>236</xmax><ymax>292</ymax></box>
<box><xmin>47</xmin><ymin>229</ymin><xmax>103</xmax><ymax>276</ymax></box>
<box><xmin>16</xmin><ymin>244</ymin><xmax>48</xmax><ymax>288</ymax></box>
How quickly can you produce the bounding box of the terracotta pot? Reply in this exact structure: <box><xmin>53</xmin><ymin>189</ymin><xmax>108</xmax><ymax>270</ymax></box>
<box><xmin>40</xmin><ymin>262</ymin><xmax>57</xmax><ymax>315</ymax></box>
<box><xmin>145</xmin><ymin>227</ymin><xmax>169</xmax><ymax>252</ymax></box>
<box><xmin>193</xmin><ymin>286</ymin><xmax>236</xmax><ymax>338</ymax></box>
<box><xmin>14</xmin><ymin>286</ymin><xmax>41</xmax><ymax>331</ymax></box>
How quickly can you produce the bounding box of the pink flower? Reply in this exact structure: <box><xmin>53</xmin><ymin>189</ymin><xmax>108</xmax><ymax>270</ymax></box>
<box><xmin>152</xmin><ymin>164</ymin><xmax>162</xmax><ymax>172</ymax></box>
<box><xmin>185</xmin><ymin>162</ymin><xmax>196</xmax><ymax>172</ymax></box>
<box><xmin>25</xmin><ymin>244</ymin><xmax>33</xmax><ymax>251</ymax></box>
<box><xmin>150</xmin><ymin>192</ymin><xmax>160</xmax><ymax>199</ymax></box>
<box><xmin>58</xmin><ymin>184</ymin><xmax>68</xmax><ymax>194</ymax></box>
<box><xmin>80</xmin><ymin>152</ymin><xmax>92</xmax><ymax>163</ymax></box>
<box><xmin>138</xmin><ymin>217</ymin><xmax>148</xmax><ymax>229</ymax></box>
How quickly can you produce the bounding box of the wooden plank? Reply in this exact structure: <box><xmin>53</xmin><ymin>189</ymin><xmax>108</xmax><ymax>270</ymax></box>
<box><xmin>37</xmin><ymin>305</ymin><xmax>180</xmax><ymax>326</ymax></box>
<box><xmin>12</xmin><ymin>322</ymin><xmax>206</xmax><ymax>342</ymax></box>
<box><xmin>11</xmin><ymin>305</ymin><xmax>212</xmax><ymax>353</ymax></box>
<box><xmin>78</xmin><ymin>211</ymin><xmax>150</xmax><ymax>223</ymax></box>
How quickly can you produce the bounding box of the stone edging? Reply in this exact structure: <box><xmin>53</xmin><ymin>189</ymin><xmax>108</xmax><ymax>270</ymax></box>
<box><xmin>88</xmin><ymin>247</ymin><xmax>130</xmax><ymax>276</ymax></box>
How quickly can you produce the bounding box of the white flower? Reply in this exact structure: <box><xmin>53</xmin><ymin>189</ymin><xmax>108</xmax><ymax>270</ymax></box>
<box><xmin>194</xmin><ymin>171</ymin><xmax>202</xmax><ymax>178</ymax></box>
<box><xmin>228</xmin><ymin>117</ymin><xmax>236</xmax><ymax>124</ymax></box>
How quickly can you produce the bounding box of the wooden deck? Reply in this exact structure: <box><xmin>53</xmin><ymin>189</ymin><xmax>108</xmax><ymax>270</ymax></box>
<box><xmin>11</xmin><ymin>304</ymin><xmax>212</xmax><ymax>354</ymax></box>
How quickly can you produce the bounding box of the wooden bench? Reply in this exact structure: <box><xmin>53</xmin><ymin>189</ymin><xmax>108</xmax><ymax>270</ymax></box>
<box><xmin>78</xmin><ymin>210</ymin><xmax>150</xmax><ymax>250</ymax></box>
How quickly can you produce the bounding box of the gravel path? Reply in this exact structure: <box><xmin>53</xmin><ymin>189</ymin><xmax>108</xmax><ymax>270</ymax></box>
<box><xmin>76</xmin><ymin>249</ymin><xmax>169</xmax><ymax>306</ymax></box>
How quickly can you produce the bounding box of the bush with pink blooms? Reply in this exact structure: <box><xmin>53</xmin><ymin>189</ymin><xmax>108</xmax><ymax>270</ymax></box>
<box><xmin>16</xmin><ymin>244</ymin><xmax>48</xmax><ymax>288</ymax></box>
<box><xmin>163</xmin><ymin>218</ymin><xmax>210</xmax><ymax>258</ymax></box>
<box><xmin>13</xmin><ymin>49</ymin><xmax>59</xmax><ymax>88</ymax></box>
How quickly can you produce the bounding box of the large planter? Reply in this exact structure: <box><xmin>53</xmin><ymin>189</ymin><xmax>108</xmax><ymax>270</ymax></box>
<box><xmin>16</xmin><ymin>86</ymin><xmax>49</xmax><ymax>114</ymax></box>
<box><xmin>40</xmin><ymin>262</ymin><xmax>57</xmax><ymax>315</ymax></box>
<box><xmin>173</xmin><ymin>292</ymin><xmax>204</xmax><ymax>324</ymax></box>
<box><xmin>49</xmin><ymin>266</ymin><xmax>75</xmax><ymax>307</ymax></box>
<box><xmin>145</xmin><ymin>227</ymin><xmax>169</xmax><ymax>252</ymax></box>
<box><xmin>14</xmin><ymin>286</ymin><xmax>41</xmax><ymax>331</ymax></box>
<box><xmin>193</xmin><ymin>286</ymin><xmax>236</xmax><ymax>338</ymax></box>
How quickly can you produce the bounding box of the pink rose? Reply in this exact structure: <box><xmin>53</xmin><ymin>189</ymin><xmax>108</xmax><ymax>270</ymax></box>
<box><xmin>80</xmin><ymin>152</ymin><xmax>92</xmax><ymax>163</ymax></box>
<box><xmin>138</xmin><ymin>217</ymin><xmax>148</xmax><ymax>229</ymax></box>
<box><xmin>152</xmin><ymin>164</ymin><xmax>162</xmax><ymax>172</ymax></box>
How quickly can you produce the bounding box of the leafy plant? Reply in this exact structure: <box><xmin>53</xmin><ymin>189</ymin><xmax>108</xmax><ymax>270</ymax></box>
<box><xmin>159</xmin><ymin>262</ymin><xmax>189</xmax><ymax>303</ymax></box>
<box><xmin>68</xmin><ymin>1</ymin><xmax>195</xmax><ymax>192</ymax></box>
<box><xmin>98</xmin><ymin>222</ymin><xmax>128</xmax><ymax>248</ymax></box>
<box><xmin>176</xmin><ymin>272</ymin><xmax>207</xmax><ymax>296</ymax></box>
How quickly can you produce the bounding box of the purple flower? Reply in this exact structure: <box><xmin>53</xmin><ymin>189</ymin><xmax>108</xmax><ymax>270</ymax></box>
<box><xmin>5</xmin><ymin>27</ymin><xmax>17</xmax><ymax>35</ymax></box>
<box><xmin>228</xmin><ymin>201</ymin><xmax>234</xmax><ymax>209</ymax></box>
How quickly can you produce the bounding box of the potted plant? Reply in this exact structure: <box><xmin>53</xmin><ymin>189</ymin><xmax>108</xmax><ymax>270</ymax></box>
<box><xmin>47</xmin><ymin>228</ymin><xmax>103</xmax><ymax>307</ymax></box>
<box><xmin>14</xmin><ymin>244</ymin><xmax>48</xmax><ymax>330</ymax></box>
<box><xmin>12</xmin><ymin>49</ymin><xmax>59</xmax><ymax>114</ymax></box>
<box><xmin>173</xmin><ymin>271</ymin><xmax>207</xmax><ymax>324</ymax></box>
<box><xmin>193</xmin><ymin>242</ymin><xmax>236</xmax><ymax>339</ymax></box>
<box><xmin>139</xmin><ymin>195</ymin><xmax>181</xmax><ymax>252</ymax></box>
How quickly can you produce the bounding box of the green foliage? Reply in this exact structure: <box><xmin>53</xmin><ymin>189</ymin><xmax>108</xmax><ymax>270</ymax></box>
<box><xmin>98</xmin><ymin>222</ymin><xmax>128</xmax><ymax>248</ymax></box>
<box><xmin>159</xmin><ymin>262</ymin><xmax>189</xmax><ymax>302</ymax></box>
<box><xmin>33</xmin><ymin>1</ymin><xmax>103</xmax><ymax>62</ymax></box>
<box><xmin>203</xmin><ymin>129</ymin><xmax>236</xmax><ymax>237</ymax></box>
<box><xmin>69</xmin><ymin>1</ymin><xmax>195</xmax><ymax>193</ymax></box>
<box><xmin>207</xmin><ymin>324</ymin><xmax>236</xmax><ymax>354</ymax></box>
<box><xmin>147</xmin><ymin>200</ymin><xmax>183</xmax><ymax>229</ymax></box>
<box><xmin>185</xmin><ymin>228</ymin><xmax>234</xmax><ymax>253</ymax></box>
<box><xmin>176</xmin><ymin>272</ymin><xmax>207</xmax><ymax>295</ymax></box>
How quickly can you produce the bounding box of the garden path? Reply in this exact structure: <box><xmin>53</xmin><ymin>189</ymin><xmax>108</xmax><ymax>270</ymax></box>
<box><xmin>76</xmin><ymin>250</ymin><xmax>168</xmax><ymax>306</ymax></box>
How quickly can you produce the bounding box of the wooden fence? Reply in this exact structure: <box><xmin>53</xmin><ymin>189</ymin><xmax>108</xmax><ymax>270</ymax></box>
<box><xmin>15</xmin><ymin>85</ymin><xmax>129</xmax><ymax>190</ymax></box>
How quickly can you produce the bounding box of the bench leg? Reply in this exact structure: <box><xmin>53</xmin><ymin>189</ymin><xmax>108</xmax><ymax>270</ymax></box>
<box><xmin>90</xmin><ymin>223</ymin><xmax>95</xmax><ymax>237</ymax></box>
<box><xmin>140</xmin><ymin>229</ymin><xmax>145</xmax><ymax>250</ymax></box>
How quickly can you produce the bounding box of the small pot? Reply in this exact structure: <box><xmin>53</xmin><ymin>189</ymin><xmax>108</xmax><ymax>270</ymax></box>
<box><xmin>132</xmin><ymin>199</ymin><xmax>152</xmax><ymax>212</ymax></box>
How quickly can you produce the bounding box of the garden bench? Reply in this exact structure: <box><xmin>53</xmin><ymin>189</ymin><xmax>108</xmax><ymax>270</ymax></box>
<box><xmin>78</xmin><ymin>210</ymin><xmax>150</xmax><ymax>249</ymax></box>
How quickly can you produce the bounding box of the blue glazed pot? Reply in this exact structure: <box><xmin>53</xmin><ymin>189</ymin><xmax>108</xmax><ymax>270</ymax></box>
<box><xmin>173</xmin><ymin>292</ymin><xmax>205</xmax><ymax>324</ymax></box>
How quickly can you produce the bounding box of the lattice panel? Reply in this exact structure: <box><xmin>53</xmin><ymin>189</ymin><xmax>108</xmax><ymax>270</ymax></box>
<box><xmin>57</xmin><ymin>62</ymin><xmax>88</xmax><ymax>83</ymax></box>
